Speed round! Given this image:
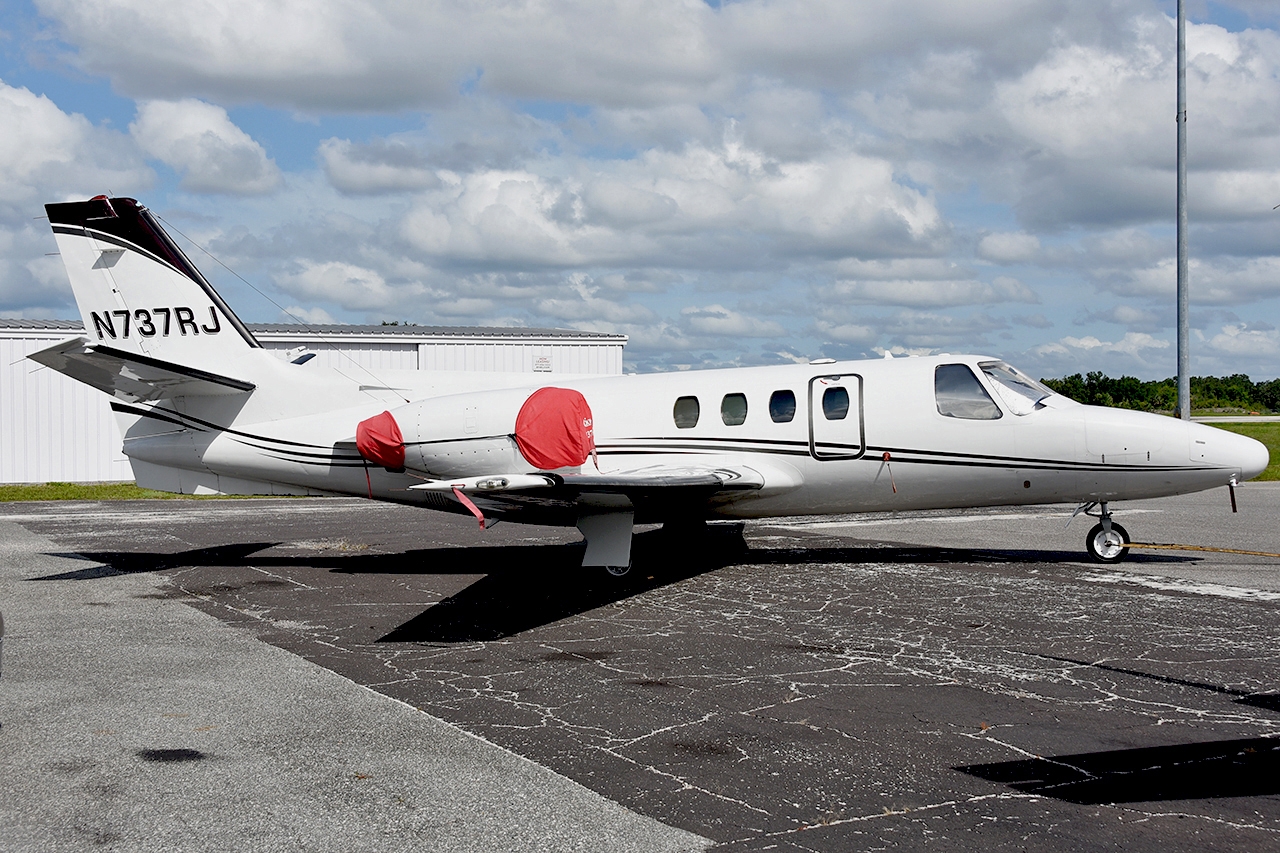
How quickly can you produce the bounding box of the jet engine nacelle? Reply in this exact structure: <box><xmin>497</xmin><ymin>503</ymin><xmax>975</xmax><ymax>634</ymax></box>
<box><xmin>357</xmin><ymin>385</ymin><xmax>596</xmax><ymax>480</ymax></box>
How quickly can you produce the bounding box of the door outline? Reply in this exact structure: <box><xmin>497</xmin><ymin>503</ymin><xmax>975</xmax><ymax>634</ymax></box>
<box><xmin>808</xmin><ymin>374</ymin><xmax>865</xmax><ymax>460</ymax></box>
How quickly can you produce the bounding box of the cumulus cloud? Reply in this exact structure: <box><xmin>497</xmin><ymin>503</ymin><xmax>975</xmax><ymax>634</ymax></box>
<box><xmin>274</xmin><ymin>260</ymin><xmax>400</xmax><ymax>311</ymax></box>
<box><xmin>18</xmin><ymin>2</ymin><xmax>1280</xmax><ymax>375</ymax></box>
<box><xmin>0</xmin><ymin>80</ymin><xmax>152</xmax><ymax>314</ymax></box>
<box><xmin>1085</xmin><ymin>303</ymin><xmax>1163</xmax><ymax>331</ymax></box>
<box><xmin>320</xmin><ymin>138</ymin><xmax>440</xmax><ymax>194</ymax></box>
<box><xmin>1105</xmin><ymin>256</ymin><xmax>1280</xmax><ymax>305</ymax></box>
<box><xmin>826</xmin><ymin>275</ymin><xmax>1037</xmax><ymax>308</ymax></box>
<box><xmin>535</xmin><ymin>274</ymin><xmax>656</xmax><ymax>324</ymax></box>
<box><xmin>0</xmin><ymin>80</ymin><xmax>150</xmax><ymax>214</ymax></box>
<box><xmin>131</xmin><ymin>99</ymin><xmax>281</xmax><ymax>194</ymax></box>
<box><xmin>681</xmin><ymin>304</ymin><xmax>786</xmax><ymax>338</ymax></box>
<box><xmin>978</xmin><ymin>231</ymin><xmax>1040</xmax><ymax>264</ymax></box>
<box><xmin>37</xmin><ymin>0</ymin><xmax>721</xmax><ymax>110</ymax></box>
<box><xmin>398</xmin><ymin>140</ymin><xmax>943</xmax><ymax>270</ymax></box>
<box><xmin>876</xmin><ymin>310</ymin><xmax>1007</xmax><ymax>349</ymax></box>
<box><xmin>815</xmin><ymin>320</ymin><xmax>878</xmax><ymax>346</ymax></box>
<box><xmin>1205</xmin><ymin>322</ymin><xmax>1280</xmax><ymax>356</ymax></box>
<box><xmin>1033</xmin><ymin>331</ymin><xmax>1170</xmax><ymax>359</ymax></box>
<box><xmin>282</xmin><ymin>305</ymin><xmax>337</xmax><ymax>325</ymax></box>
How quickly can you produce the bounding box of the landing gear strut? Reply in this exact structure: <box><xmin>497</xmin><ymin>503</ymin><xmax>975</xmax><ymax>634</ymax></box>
<box><xmin>1076</xmin><ymin>501</ymin><xmax>1130</xmax><ymax>564</ymax></box>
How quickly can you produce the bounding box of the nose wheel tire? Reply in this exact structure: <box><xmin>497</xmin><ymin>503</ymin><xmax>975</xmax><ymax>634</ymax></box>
<box><xmin>1086</xmin><ymin>522</ymin><xmax>1130</xmax><ymax>564</ymax></box>
<box><xmin>604</xmin><ymin>563</ymin><xmax>632</xmax><ymax>577</ymax></box>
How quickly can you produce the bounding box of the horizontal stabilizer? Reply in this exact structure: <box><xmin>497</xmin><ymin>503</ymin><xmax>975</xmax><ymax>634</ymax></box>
<box><xmin>28</xmin><ymin>337</ymin><xmax>255</xmax><ymax>403</ymax></box>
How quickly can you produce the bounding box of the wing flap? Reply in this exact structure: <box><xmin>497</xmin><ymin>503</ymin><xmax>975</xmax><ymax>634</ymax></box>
<box><xmin>559</xmin><ymin>465</ymin><xmax>765</xmax><ymax>491</ymax></box>
<box><xmin>28</xmin><ymin>337</ymin><xmax>255</xmax><ymax>402</ymax></box>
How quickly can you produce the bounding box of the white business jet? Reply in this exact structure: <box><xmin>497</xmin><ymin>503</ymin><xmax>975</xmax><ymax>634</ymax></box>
<box><xmin>32</xmin><ymin>197</ymin><xmax>1269</xmax><ymax>572</ymax></box>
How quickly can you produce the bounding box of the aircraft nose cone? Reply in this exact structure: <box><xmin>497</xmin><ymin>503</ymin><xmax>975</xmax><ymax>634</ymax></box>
<box><xmin>1188</xmin><ymin>422</ymin><xmax>1270</xmax><ymax>481</ymax></box>
<box><xmin>1235</xmin><ymin>432</ymin><xmax>1270</xmax><ymax>481</ymax></box>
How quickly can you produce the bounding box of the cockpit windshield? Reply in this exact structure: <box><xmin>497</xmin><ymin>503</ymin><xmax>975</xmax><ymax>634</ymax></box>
<box><xmin>979</xmin><ymin>361</ymin><xmax>1054</xmax><ymax>415</ymax></box>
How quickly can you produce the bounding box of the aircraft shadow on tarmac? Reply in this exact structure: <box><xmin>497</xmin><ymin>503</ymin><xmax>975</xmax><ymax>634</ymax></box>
<box><xmin>372</xmin><ymin>527</ymin><xmax>748</xmax><ymax>642</ymax></box>
<box><xmin>31</xmin><ymin>543</ymin><xmax>284</xmax><ymax>581</ymax></box>
<box><xmin>359</xmin><ymin>540</ymin><xmax>1190</xmax><ymax>642</ymax></box>
<box><xmin>29</xmin><ymin>534</ymin><xmax>1195</xmax><ymax>641</ymax></box>
<box><xmin>957</xmin><ymin>736</ymin><xmax>1280</xmax><ymax>803</ymax></box>
<box><xmin>1033</xmin><ymin>653</ymin><xmax>1280</xmax><ymax>713</ymax></box>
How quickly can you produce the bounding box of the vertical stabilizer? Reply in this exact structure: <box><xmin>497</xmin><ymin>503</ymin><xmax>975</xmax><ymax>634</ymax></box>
<box><xmin>45</xmin><ymin>196</ymin><xmax>260</xmax><ymax>367</ymax></box>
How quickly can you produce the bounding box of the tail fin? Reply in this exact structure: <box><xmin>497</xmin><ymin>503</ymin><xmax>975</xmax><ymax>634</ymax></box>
<box><xmin>45</xmin><ymin>196</ymin><xmax>260</xmax><ymax>366</ymax></box>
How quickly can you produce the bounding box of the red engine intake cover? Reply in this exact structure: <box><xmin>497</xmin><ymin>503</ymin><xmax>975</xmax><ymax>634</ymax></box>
<box><xmin>356</xmin><ymin>410</ymin><xmax>405</xmax><ymax>470</ymax></box>
<box><xmin>514</xmin><ymin>387</ymin><xmax>595</xmax><ymax>470</ymax></box>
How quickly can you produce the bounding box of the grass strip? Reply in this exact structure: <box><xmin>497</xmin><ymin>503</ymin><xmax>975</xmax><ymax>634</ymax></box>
<box><xmin>0</xmin><ymin>482</ymin><xmax>271</xmax><ymax>502</ymax></box>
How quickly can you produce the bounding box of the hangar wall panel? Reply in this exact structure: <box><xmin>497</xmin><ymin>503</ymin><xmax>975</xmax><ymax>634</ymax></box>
<box><xmin>258</xmin><ymin>340</ymin><xmax>420</xmax><ymax>371</ymax></box>
<box><xmin>1</xmin><ymin>335</ymin><xmax>131</xmax><ymax>484</ymax></box>
<box><xmin>417</xmin><ymin>343</ymin><xmax>622</xmax><ymax>375</ymax></box>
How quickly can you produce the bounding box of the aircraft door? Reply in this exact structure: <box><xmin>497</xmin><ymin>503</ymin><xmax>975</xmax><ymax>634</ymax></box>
<box><xmin>808</xmin><ymin>374</ymin><xmax>865</xmax><ymax>460</ymax></box>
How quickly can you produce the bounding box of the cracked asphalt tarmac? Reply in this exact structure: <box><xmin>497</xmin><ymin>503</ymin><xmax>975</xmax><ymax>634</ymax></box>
<box><xmin>3</xmin><ymin>484</ymin><xmax>1279</xmax><ymax>851</ymax></box>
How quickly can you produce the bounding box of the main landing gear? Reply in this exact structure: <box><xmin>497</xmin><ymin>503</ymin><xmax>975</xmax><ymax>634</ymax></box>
<box><xmin>1074</xmin><ymin>501</ymin><xmax>1131</xmax><ymax>564</ymax></box>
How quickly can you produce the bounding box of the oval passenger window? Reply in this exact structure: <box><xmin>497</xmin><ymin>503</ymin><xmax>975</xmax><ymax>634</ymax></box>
<box><xmin>673</xmin><ymin>396</ymin><xmax>700</xmax><ymax>429</ymax></box>
<box><xmin>769</xmin><ymin>390</ymin><xmax>796</xmax><ymax>423</ymax></box>
<box><xmin>721</xmin><ymin>393</ymin><xmax>748</xmax><ymax>426</ymax></box>
<box><xmin>822</xmin><ymin>386</ymin><xmax>850</xmax><ymax>420</ymax></box>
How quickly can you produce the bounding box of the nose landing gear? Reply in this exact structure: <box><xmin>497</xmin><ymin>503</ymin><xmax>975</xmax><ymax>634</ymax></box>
<box><xmin>1074</xmin><ymin>501</ymin><xmax>1131</xmax><ymax>564</ymax></box>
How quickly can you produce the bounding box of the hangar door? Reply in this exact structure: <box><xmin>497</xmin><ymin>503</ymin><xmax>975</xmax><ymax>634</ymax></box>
<box><xmin>808</xmin><ymin>374</ymin><xmax>865</xmax><ymax>460</ymax></box>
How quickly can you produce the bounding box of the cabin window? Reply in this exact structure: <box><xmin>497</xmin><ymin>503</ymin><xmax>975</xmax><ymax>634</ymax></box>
<box><xmin>673</xmin><ymin>396</ymin><xmax>700</xmax><ymax>428</ymax></box>
<box><xmin>822</xmin><ymin>386</ymin><xmax>850</xmax><ymax>420</ymax></box>
<box><xmin>979</xmin><ymin>361</ymin><xmax>1052</xmax><ymax>416</ymax></box>
<box><xmin>721</xmin><ymin>393</ymin><xmax>748</xmax><ymax>426</ymax></box>
<box><xmin>769</xmin><ymin>390</ymin><xmax>796</xmax><ymax>423</ymax></box>
<box><xmin>935</xmin><ymin>364</ymin><xmax>1002</xmax><ymax>420</ymax></box>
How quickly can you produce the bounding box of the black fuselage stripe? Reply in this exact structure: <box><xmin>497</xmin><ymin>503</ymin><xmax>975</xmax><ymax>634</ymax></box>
<box><xmin>596</xmin><ymin>445</ymin><xmax>1218</xmax><ymax>472</ymax></box>
<box><xmin>232</xmin><ymin>437</ymin><xmax>364</xmax><ymax>461</ymax></box>
<box><xmin>258</xmin><ymin>451</ymin><xmax>369</xmax><ymax>468</ymax></box>
<box><xmin>611</xmin><ymin>433</ymin><xmax>1159</xmax><ymax>470</ymax></box>
<box><xmin>113</xmin><ymin>403</ymin><xmax>341</xmax><ymax>450</ymax></box>
<box><xmin>110</xmin><ymin>401</ymin><xmax>199</xmax><ymax>430</ymax></box>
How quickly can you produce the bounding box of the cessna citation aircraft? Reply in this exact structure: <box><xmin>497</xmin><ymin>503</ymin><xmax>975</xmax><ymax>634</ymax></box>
<box><xmin>33</xmin><ymin>197</ymin><xmax>1269</xmax><ymax>573</ymax></box>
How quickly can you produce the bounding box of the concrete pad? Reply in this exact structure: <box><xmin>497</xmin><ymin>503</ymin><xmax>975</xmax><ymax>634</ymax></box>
<box><xmin>0</xmin><ymin>520</ymin><xmax>710</xmax><ymax>853</ymax></box>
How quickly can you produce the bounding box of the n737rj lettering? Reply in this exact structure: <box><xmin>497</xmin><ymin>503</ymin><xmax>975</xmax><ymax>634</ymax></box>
<box><xmin>33</xmin><ymin>197</ymin><xmax>1269</xmax><ymax>572</ymax></box>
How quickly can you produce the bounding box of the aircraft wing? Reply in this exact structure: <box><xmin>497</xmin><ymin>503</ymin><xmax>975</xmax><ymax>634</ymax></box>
<box><xmin>407</xmin><ymin>462</ymin><xmax>784</xmax><ymax>529</ymax></box>
<box><xmin>411</xmin><ymin>464</ymin><xmax>765</xmax><ymax>497</ymax></box>
<box><xmin>28</xmin><ymin>337</ymin><xmax>255</xmax><ymax>403</ymax></box>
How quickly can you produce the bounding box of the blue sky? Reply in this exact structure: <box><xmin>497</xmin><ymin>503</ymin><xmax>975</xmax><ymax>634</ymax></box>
<box><xmin>2</xmin><ymin>0</ymin><xmax>1279</xmax><ymax>379</ymax></box>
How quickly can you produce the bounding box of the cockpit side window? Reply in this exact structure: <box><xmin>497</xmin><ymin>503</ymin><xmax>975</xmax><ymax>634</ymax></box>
<box><xmin>979</xmin><ymin>361</ymin><xmax>1053</xmax><ymax>416</ymax></box>
<box><xmin>935</xmin><ymin>364</ymin><xmax>1002</xmax><ymax>420</ymax></box>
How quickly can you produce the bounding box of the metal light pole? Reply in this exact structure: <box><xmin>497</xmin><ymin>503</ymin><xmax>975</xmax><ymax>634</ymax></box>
<box><xmin>1176</xmin><ymin>0</ymin><xmax>1190</xmax><ymax>419</ymax></box>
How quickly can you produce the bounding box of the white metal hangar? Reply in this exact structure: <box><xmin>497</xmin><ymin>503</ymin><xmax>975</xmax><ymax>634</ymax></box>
<box><xmin>1</xmin><ymin>320</ymin><xmax>627</xmax><ymax>485</ymax></box>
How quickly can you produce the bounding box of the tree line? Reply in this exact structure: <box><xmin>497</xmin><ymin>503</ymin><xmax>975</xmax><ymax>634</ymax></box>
<box><xmin>1039</xmin><ymin>372</ymin><xmax>1280</xmax><ymax>413</ymax></box>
